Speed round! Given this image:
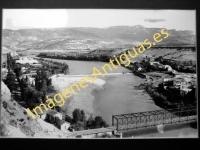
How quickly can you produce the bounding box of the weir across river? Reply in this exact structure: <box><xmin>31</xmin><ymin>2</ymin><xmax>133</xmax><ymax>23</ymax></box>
<box><xmin>112</xmin><ymin>107</ymin><xmax>197</xmax><ymax>132</ymax></box>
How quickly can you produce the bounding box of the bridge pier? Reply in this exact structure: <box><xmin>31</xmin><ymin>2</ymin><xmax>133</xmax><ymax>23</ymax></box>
<box><xmin>114</xmin><ymin>132</ymin><xmax>123</xmax><ymax>138</ymax></box>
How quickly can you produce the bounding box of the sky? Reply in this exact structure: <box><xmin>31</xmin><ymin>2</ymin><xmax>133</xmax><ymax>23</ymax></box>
<box><xmin>3</xmin><ymin>9</ymin><xmax>196</xmax><ymax>32</ymax></box>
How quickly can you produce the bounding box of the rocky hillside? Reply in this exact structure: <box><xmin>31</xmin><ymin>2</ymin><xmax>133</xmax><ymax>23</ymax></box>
<box><xmin>2</xmin><ymin>25</ymin><xmax>195</xmax><ymax>52</ymax></box>
<box><xmin>0</xmin><ymin>81</ymin><xmax>69</xmax><ymax>138</ymax></box>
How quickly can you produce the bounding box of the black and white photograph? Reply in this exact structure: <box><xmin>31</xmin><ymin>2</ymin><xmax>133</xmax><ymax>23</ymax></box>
<box><xmin>0</xmin><ymin>8</ymin><xmax>197</xmax><ymax>138</ymax></box>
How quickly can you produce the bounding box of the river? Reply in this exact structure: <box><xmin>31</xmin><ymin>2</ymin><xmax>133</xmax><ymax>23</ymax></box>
<box><xmin>40</xmin><ymin>58</ymin><xmax>162</xmax><ymax>124</ymax></box>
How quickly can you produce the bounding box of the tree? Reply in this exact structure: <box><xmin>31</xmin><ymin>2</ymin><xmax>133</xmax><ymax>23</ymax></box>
<box><xmin>47</xmin><ymin>78</ymin><xmax>52</xmax><ymax>87</ymax></box>
<box><xmin>94</xmin><ymin>116</ymin><xmax>109</xmax><ymax>128</ymax></box>
<box><xmin>5</xmin><ymin>70</ymin><xmax>18</xmax><ymax>92</ymax></box>
<box><xmin>14</xmin><ymin>65</ymin><xmax>22</xmax><ymax>78</ymax></box>
<box><xmin>86</xmin><ymin>115</ymin><xmax>95</xmax><ymax>129</ymax></box>
<box><xmin>81</xmin><ymin>110</ymin><xmax>86</xmax><ymax>129</ymax></box>
<box><xmin>55</xmin><ymin>106</ymin><xmax>62</xmax><ymax>113</ymax></box>
<box><xmin>22</xmin><ymin>85</ymin><xmax>43</xmax><ymax>109</ymax></box>
<box><xmin>7</xmin><ymin>53</ymin><xmax>12</xmax><ymax>70</ymax></box>
<box><xmin>80</xmin><ymin>110</ymin><xmax>86</xmax><ymax>122</ymax></box>
<box><xmin>35</xmin><ymin>69</ymin><xmax>49</xmax><ymax>95</ymax></box>
<box><xmin>47</xmin><ymin>78</ymin><xmax>56</xmax><ymax>93</ymax></box>
<box><xmin>71</xmin><ymin>109</ymin><xmax>88</xmax><ymax>130</ymax></box>
<box><xmin>72</xmin><ymin>109</ymin><xmax>82</xmax><ymax>123</ymax></box>
<box><xmin>94</xmin><ymin>116</ymin><xmax>103</xmax><ymax>128</ymax></box>
<box><xmin>39</xmin><ymin>79</ymin><xmax>47</xmax><ymax>103</ymax></box>
<box><xmin>77</xmin><ymin>121</ymin><xmax>84</xmax><ymax>131</ymax></box>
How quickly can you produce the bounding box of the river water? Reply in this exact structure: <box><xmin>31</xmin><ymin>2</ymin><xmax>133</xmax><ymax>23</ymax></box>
<box><xmin>41</xmin><ymin>58</ymin><xmax>162</xmax><ymax>124</ymax></box>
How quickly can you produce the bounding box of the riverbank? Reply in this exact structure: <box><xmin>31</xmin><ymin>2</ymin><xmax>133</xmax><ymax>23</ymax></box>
<box><xmin>50</xmin><ymin>74</ymin><xmax>106</xmax><ymax>118</ymax></box>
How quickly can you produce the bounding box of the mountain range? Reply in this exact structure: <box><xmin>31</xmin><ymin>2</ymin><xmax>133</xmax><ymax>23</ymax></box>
<box><xmin>2</xmin><ymin>25</ymin><xmax>196</xmax><ymax>51</ymax></box>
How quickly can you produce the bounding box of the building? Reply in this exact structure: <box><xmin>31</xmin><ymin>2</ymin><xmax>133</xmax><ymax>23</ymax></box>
<box><xmin>57</xmin><ymin>119</ymin><xmax>70</xmax><ymax>131</ymax></box>
<box><xmin>36</xmin><ymin>108</ymin><xmax>70</xmax><ymax>131</ymax></box>
<box><xmin>171</xmin><ymin>76</ymin><xmax>194</xmax><ymax>96</ymax></box>
<box><xmin>180</xmin><ymin>88</ymin><xmax>192</xmax><ymax>96</ymax></box>
<box><xmin>180</xmin><ymin>84</ymin><xmax>190</xmax><ymax>90</ymax></box>
<box><xmin>38</xmin><ymin>111</ymin><xmax>47</xmax><ymax>120</ymax></box>
<box><xmin>33</xmin><ymin>105</ymin><xmax>48</xmax><ymax>120</ymax></box>
<box><xmin>46</xmin><ymin>109</ymin><xmax>63</xmax><ymax>124</ymax></box>
<box><xmin>10</xmin><ymin>52</ymin><xmax>19</xmax><ymax>59</ymax></box>
<box><xmin>138</xmin><ymin>67</ymin><xmax>142</xmax><ymax>71</ymax></box>
<box><xmin>173</xmin><ymin>77</ymin><xmax>194</xmax><ymax>89</ymax></box>
<box><xmin>150</xmin><ymin>62</ymin><xmax>160</xmax><ymax>66</ymax></box>
<box><xmin>183</xmin><ymin>77</ymin><xmax>193</xmax><ymax>84</ymax></box>
<box><xmin>163</xmin><ymin>78</ymin><xmax>173</xmax><ymax>82</ymax></box>
<box><xmin>173</xmin><ymin>78</ymin><xmax>183</xmax><ymax>89</ymax></box>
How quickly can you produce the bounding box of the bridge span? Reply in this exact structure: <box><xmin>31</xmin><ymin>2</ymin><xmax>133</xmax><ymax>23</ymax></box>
<box><xmin>112</xmin><ymin>107</ymin><xmax>197</xmax><ymax>132</ymax></box>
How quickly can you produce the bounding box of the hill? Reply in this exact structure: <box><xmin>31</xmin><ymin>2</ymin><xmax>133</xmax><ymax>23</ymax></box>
<box><xmin>2</xmin><ymin>25</ymin><xmax>195</xmax><ymax>52</ymax></box>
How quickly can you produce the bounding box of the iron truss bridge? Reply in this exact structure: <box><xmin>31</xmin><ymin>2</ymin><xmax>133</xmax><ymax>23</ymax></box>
<box><xmin>112</xmin><ymin>107</ymin><xmax>197</xmax><ymax>131</ymax></box>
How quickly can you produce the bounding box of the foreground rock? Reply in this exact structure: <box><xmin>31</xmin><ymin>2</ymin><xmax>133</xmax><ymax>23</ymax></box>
<box><xmin>0</xmin><ymin>81</ymin><xmax>69</xmax><ymax>138</ymax></box>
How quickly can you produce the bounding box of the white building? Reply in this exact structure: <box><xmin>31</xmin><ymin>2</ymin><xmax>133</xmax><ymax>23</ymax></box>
<box><xmin>150</xmin><ymin>62</ymin><xmax>160</xmax><ymax>66</ymax></box>
<box><xmin>46</xmin><ymin>109</ymin><xmax>63</xmax><ymax>124</ymax></box>
<box><xmin>38</xmin><ymin>113</ymin><xmax>47</xmax><ymax>120</ymax></box>
<box><xmin>57</xmin><ymin>120</ymin><xmax>70</xmax><ymax>131</ymax></box>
